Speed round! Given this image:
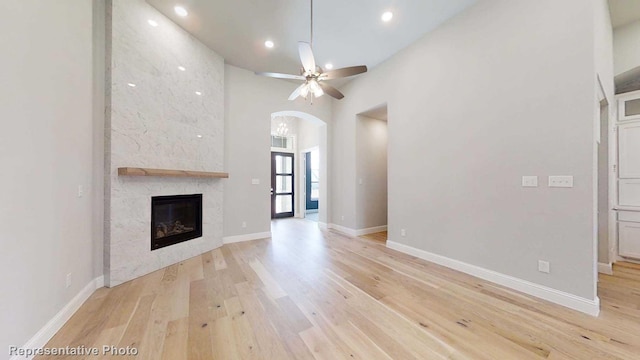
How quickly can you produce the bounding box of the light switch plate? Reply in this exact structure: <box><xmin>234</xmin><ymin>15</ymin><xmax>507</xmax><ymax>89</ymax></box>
<box><xmin>538</xmin><ymin>260</ymin><xmax>550</xmax><ymax>274</ymax></box>
<box><xmin>548</xmin><ymin>176</ymin><xmax>573</xmax><ymax>188</ymax></box>
<box><xmin>522</xmin><ymin>176</ymin><xmax>538</xmax><ymax>187</ymax></box>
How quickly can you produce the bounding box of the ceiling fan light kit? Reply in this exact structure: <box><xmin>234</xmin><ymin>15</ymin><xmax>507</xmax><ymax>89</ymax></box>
<box><xmin>255</xmin><ymin>0</ymin><xmax>367</xmax><ymax>103</ymax></box>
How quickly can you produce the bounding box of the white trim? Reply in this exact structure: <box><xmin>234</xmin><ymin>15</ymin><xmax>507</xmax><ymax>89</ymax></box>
<box><xmin>94</xmin><ymin>275</ymin><xmax>104</xmax><ymax>289</ymax></box>
<box><xmin>328</xmin><ymin>223</ymin><xmax>357</xmax><ymax>237</ymax></box>
<box><xmin>11</xmin><ymin>276</ymin><xmax>104</xmax><ymax>360</ymax></box>
<box><xmin>318</xmin><ymin>222</ymin><xmax>329</xmax><ymax>230</ymax></box>
<box><xmin>598</xmin><ymin>262</ymin><xmax>613</xmax><ymax>275</ymax></box>
<box><xmin>355</xmin><ymin>225</ymin><xmax>388</xmax><ymax>236</ymax></box>
<box><xmin>223</xmin><ymin>232</ymin><xmax>271</xmax><ymax>244</ymax></box>
<box><xmin>386</xmin><ymin>241</ymin><xmax>600</xmax><ymax>316</ymax></box>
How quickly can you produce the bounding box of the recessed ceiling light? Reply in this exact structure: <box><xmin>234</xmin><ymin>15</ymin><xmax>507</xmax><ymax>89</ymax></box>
<box><xmin>325</xmin><ymin>63</ymin><xmax>334</xmax><ymax>70</ymax></box>
<box><xmin>195</xmin><ymin>91</ymin><xmax>202</xmax><ymax>96</ymax></box>
<box><xmin>148</xmin><ymin>19</ymin><xmax>158</xmax><ymax>27</ymax></box>
<box><xmin>127</xmin><ymin>83</ymin><xmax>136</xmax><ymax>87</ymax></box>
<box><xmin>196</xmin><ymin>134</ymin><xmax>203</xmax><ymax>138</ymax></box>
<box><xmin>264</xmin><ymin>40</ymin><xmax>274</xmax><ymax>49</ymax></box>
<box><xmin>178</xmin><ymin>66</ymin><xmax>186</xmax><ymax>71</ymax></box>
<box><xmin>381</xmin><ymin>11</ymin><xmax>393</xmax><ymax>22</ymax></box>
<box><xmin>174</xmin><ymin>5</ymin><xmax>188</xmax><ymax>17</ymax></box>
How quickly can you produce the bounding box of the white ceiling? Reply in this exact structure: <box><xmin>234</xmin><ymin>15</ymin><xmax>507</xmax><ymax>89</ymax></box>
<box><xmin>609</xmin><ymin>0</ymin><xmax>640</xmax><ymax>28</ymax></box>
<box><xmin>146</xmin><ymin>0</ymin><xmax>477</xmax><ymax>76</ymax></box>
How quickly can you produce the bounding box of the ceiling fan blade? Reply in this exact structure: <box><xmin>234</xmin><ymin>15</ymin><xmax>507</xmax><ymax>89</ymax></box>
<box><xmin>288</xmin><ymin>83</ymin><xmax>307</xmax><ymax>101</ymax></box>
<box><xmin>255</xmin><ymin>72</ymin><xmax>305</xmax><ymax>81</ymax></box>
<box><xmin>319</xmin><ymin>82</ymin><xmax>344</xmax><ymax>100</ymax></box>
<box><xmin>320</xmin><ymin>65</ymin><xmax>368</xmax><ymax>80</ymax></box>
<box><xmin>298</xmin><ymin>42</ymin><xmax>316</xmax><ymax>74</ymax></box>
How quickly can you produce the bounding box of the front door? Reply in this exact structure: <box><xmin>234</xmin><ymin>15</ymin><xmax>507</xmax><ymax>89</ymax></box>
<box><xmin>271</xmin><ymin>152</ymin><xmax>294</xmax><ymax>218</ymax></box>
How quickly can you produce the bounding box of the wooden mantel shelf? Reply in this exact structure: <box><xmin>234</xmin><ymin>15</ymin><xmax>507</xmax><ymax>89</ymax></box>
<box><xmin>117</xmin><ymin>167</ymin><xmax>229</xmax><ymax>179</ymax></box>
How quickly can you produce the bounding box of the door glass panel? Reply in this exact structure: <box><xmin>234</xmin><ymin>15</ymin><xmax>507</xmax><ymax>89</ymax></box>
<box><xmin>275</xmin><ymin>195</ymin><xmax>293</xmax><ymax>213</ymax></box>
<box><xmin>625</xmin><ymin>98</ymin><xmax>640</xmax><ymax>117</ymax></box>
<box><xmin>276</xmin><ymin>175</ymin><xmax>292</xmax><ymax>193</ymax></box>
<box><xmin>275</xmin><ymin>155</ymin><xmax>293</xmax><ymax>174</ymax></box>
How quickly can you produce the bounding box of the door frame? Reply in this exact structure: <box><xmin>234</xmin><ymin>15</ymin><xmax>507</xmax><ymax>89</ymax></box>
<box><xmin>595</xmin><ymin>76</ymin><xmax>618</xmax><ymax>272</ymax></box>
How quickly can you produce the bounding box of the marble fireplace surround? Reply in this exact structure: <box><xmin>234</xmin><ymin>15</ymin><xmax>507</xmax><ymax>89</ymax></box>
<box><xmin>104</xmin><ymin>0</ymin><xmax>225</xmax><ymax>287</ymax></box>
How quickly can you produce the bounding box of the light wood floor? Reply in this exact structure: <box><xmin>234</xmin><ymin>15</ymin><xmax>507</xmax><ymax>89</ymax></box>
<box><xmin>40</xmin><ymin>219</ymin><xmax>640</xmax><ymax>359</ymax></box>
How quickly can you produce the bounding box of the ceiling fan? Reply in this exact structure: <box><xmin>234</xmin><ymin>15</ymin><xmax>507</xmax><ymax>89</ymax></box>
<box><xmin>255</xmin><ymin>0</ymin><xmax>368</xmax><ymax>102</ymax></box>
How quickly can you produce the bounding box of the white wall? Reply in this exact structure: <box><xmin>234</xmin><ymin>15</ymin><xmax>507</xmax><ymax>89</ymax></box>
<box><xmin>332</xmin><ymin>0</ymin><xmax>598</xmax><ymax>300</ymax></box>
<box><xmin>613</xmin><ymin>20</ymin><xmax>640</xmax><ymax>76</ymax></box>
<box><xmin>0</xmin><ymin>0</ymin><xmax>95</xmax><ymax>352</ymax></box>
<box><xmin>224</xmin><ymin>65</ymin><xmax>331</xmax><ymax>237</ymax></box>
<box><xmin>298</xmin><ymin>118</ymin><xmax>321</xmax><ymax>153</ymax></box>
<box><xmin>356</xmin><ymin>116</ymin><xmax>388</xmax><ymax>229</ymax></box>
<box><xmin>105</xmin><ymin>0</ymin><xmax>225</xmax><ymax>286</ymax></box>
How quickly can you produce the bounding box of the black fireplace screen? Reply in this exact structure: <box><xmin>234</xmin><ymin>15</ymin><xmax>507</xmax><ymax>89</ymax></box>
<box><xmin>151</xmin><ymin>194</ymin><xmax>202</xmax><ymax>250</ymax></box>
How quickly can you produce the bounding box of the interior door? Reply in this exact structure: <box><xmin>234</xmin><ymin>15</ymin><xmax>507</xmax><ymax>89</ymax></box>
<box><xmin>271</xmin><ymin>152</ymin><xmax>294</xmax><ymax>218</ymax></box>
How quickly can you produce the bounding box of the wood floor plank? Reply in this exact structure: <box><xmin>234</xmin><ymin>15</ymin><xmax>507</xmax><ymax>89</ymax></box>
<box><xmin>187</xmin><ymin>279</ymin><xmax>214</xmax><ymax>360</ymax></box>
<box><xmin>161</xmin><ymin>318</ymin><xmax>188</xmax><ymax>360</ymax></box>
<box><xmin>249</xmin><ymin>259</ymin><xmax>287</xmax><ymax>300</ymax></box>
<box><xmin>235</xmin><ymin>281</ymin><xmax>293</xmax><ymax>359</ymax></box>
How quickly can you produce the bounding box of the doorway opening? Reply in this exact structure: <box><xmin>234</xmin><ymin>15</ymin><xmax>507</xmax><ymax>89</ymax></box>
<box><xmin>596</xmin><ymin>78</ymin><xmax>616</xmax><ymax>281</ymax></box>
<box><xmin>597</xmin><ymin>97</ymin><xmax>613</xmax><ymax>272</ymax></box>
<box><xmin>355</xmin><ymin>104</ymin><xmax>388</xmax><ymax>242</ymax></box>
<box><xmin>270</xmin><ymin>111</ymin><xmax>328</xmax><ymax>226</ymax></box>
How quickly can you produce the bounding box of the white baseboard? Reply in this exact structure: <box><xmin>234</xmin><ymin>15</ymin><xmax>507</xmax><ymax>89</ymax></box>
<box><xmin>318</xmin><ymin>222</ymin><xmax>329</xmax><ymax>230</ymax></box>
<box><xmin>355</xmin><ymin>225</ymin><xmax>388</xmax><ymax>236</ymax></box>
<box><xmin>223</xmin><ymin>231</ymin><xmax>271</xmax><ymax>244</ymax></box>
<box><xmin>386</xmin><ymin>241</ymin><xmax>600</xmax><ymax>316</ymax></box>
<box><xmin>12</xmin><ymin>276</ymin><xmax>104</xmax><ymax>360</ymax></box>
<box><xmin>598</xmin><ymin>262</ymin><xmax>613</xmax><ymax>275</ymax></box>
<box><xmin>328</xmin><ymin>223</ymin><xmax>357</xmax><ymax>237</ymax></box>
<box><xmin>95</xmin><ymin>275</ymin><xmax>104</xmax><ymax>289</ymax></box>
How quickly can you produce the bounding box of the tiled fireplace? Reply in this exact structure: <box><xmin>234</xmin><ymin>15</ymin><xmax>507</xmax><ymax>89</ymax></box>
<box><xmin>104</xmin><ymin>0</ymin><xmax>224</xmax><ymax>286</ymax></box>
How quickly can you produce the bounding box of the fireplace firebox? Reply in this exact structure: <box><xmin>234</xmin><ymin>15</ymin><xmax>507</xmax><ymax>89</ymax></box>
<box><xmin>151</xmin><ymin>194</ymin><xmax>203</xmax><ymax>250</ymax></box>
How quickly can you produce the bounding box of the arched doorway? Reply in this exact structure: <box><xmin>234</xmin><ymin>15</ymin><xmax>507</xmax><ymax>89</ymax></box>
<box><xmin>270</xmin><ymin>111</ymin><xmax>329</xmax><ymax>227</ymax></box>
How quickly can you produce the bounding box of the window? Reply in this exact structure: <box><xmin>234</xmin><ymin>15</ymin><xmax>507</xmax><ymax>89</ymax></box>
<box><xmin>271</xmin><ymin>135</ymin><xmax>288</xmax><ymax>149</ymax></box>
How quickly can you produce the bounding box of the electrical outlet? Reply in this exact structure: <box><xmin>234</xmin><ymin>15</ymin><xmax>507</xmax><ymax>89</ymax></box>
<box><xmin>341</xmin><ymin>215</ymin><xmax>345</xmax><ymax>221</ymax></box>
<box><xmin>401</xmin><ymin>229</ymin><xmax>406</xmax><ymax>237</ymax></box>
<box><xmin>66</xmin><ymin>273</ymin><xmax>72</xmax><ymax>288</ymax></box>
<box><xmin>77</xmin><ymin>185</ymin><xmax>84</xmax><ymax>198</ymax></box>
<box><xmin>251</xmin><ymin>179</ymin><xmax>260</xmax><ymax>185</ymax></box>
<box><xmin>538</xmin><ymin>260</ymin><xmax>550</xmax><ymax>274</ymax></box>
<box><xmin>241</xmin><ymin>221</ymin><xmax>247</xmax><ymax>228</ymax></box>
